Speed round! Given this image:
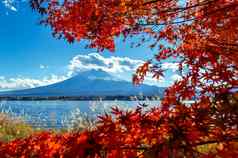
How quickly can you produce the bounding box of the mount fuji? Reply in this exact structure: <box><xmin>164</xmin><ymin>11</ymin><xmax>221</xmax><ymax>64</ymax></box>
<box><xmin>0</xmin><ymin>69</ymin><xmax>165</xmax><ymax>99</ymax></box>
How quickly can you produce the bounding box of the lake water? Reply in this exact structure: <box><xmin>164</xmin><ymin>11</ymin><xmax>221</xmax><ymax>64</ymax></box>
<box><xmin>0</xmin><ymin>100</ymin><xmax>160</xmax><ymax>129</ymax></box>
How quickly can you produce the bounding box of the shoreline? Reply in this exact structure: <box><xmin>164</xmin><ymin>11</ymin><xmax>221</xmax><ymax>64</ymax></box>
<box><xmin>0</xmin><ymin>96</ymin><xmax>161</xmax><ymax>101</ymax></box>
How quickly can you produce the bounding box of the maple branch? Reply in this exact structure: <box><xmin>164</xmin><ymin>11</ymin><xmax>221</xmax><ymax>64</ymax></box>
<box><xmin>143</xmin><ymin>0</ymin><xmax>162</xmax><ymax>5</ymax></box>
<box><xmin>208</xmin><ymin>38</ymin><xmax>238</xmax><ymax>48</ymax></box>
<box><xmin>136</xmin><ymin>18</ymin><xmax>195</xmax><ymax>26</ymax></box>
<box><xmin>143</xmin><ymin>0</ymin><xmax>215</xmax><ymax>13</ymax></box>
<box><xmin>201</xmin><ymin>2</ymin><xmax>238</xmax><ymax>17</ymax></box>
<box><xmin>134</xmin><ymin>0</ymin><xmax>216</xmax><ymax>26</ymax></box>
<box><xmin>100</xmin><ymin>136</ymin><xmax>238</xmax><ymax>151</ymax></box>
<box><xmin>195</xmin><ymin>136</ymin><xmax>238</xmax><ymax>146</ymax></box>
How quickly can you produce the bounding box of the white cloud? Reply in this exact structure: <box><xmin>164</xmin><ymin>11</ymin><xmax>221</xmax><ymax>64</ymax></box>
<box><xmin>40</xmin><ymin>64</ymin><xmax>48</xmax><ymax>69</ymax></box>
<box><xmin>161</xmin><ymin>62</ymin><xmax>179</xmax><ymax>72</ymax></box>
<box><xmin>170</xmin><ymin>74</ymin><xmax>182</xmax><ymax>81</ymax></box>
<box><xmin>144</xmin><ymin>75</ymin><xmax>165</xmax><ymax>86</ymax></box>
<box><xmin>68</xmin><ymin>53</ymin><xmax>144</xmax><ymax>76</ymax></box>
<box><xmin>0</xmin><ymin>75</ymin><xmax>67</xmax><ymax>91</ymax></box>
<box><xmin>2</xmin><ymin>0</ymin><xmax>17</xmax><ymax>12</ymax></box>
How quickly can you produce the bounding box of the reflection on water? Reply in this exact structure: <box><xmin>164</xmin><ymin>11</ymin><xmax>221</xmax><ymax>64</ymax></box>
<box><xmin>0</xmin><ymin>100</ymin><xmax>160</xmax><ymax>128</ymax></box>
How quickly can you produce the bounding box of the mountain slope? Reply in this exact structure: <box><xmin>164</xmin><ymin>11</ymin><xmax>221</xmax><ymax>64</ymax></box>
<box><xmin>0</xmin><ymin>70</ymin><xmax>165</xmax><ymax>97</ymax></box>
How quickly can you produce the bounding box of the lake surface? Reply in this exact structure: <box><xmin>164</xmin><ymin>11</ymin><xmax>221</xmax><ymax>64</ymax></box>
<box><xmin>0</xmin><ymin>100</ymin><xmax>160</xmax><ymax>129</ymax></box>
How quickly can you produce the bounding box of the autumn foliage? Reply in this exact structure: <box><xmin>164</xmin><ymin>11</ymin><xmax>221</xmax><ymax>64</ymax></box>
<box><xmin>0</xmin><ymin>98</ymin><xmax>238</xmax><ymax>157</ymax></box>
<box><xmin>1</xmin><ymin>0</ymin><xmax>238</xmax><ymax>157</ymax></box>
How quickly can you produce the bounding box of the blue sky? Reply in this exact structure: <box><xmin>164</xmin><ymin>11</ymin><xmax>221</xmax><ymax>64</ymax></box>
<box><xmin>0</xmin><ymin>1</ymin><xmax>181</xmax><ymax>91</ymax></box>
